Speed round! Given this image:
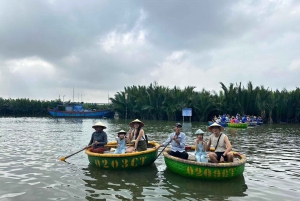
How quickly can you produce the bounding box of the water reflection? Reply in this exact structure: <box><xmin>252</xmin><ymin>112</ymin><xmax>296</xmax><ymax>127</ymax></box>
<box><xmin>1</xmin><ymin>118</ymin><xmax>300</xmax><ymax>201</ymax></box>
<box><xmin>83</xmin><ymin>164</ymin><xmax>159</xmax><ymax>200</ymax></box>
<box><xmin>163</xmin><ymin>169</ymin><xmax>247</xmax><ymax>200</ymax></box>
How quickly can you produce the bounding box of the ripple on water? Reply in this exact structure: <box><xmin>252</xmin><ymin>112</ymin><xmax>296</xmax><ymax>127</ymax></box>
<box><xmin>0</xmin><ymin>118</ymin><xmax>300</xmax><ymax>200</ymax></box>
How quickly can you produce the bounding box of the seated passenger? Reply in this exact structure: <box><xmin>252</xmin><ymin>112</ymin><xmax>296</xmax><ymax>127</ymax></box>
<box><xmin>194</xmin><ymin>129</ymin><xmax>208</xmax><ymax>162</ymax></box>
<box><xmin>206</xmin><ymin>123</ymin><xmax>234</xmax><ymax>163</ymax></box>
<box><xmin>114</xmin><ymin>130</ymin><xmax>127</xmax><ymax>154</ymax></box>
<box><xmin>155</xmin><ymin>123</ymin><xmax>188</xmax><ymax>159</ymax></box>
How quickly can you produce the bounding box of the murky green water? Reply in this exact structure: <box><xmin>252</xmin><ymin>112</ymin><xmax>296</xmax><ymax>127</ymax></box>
<box><xmin>0</xmin><ymin>117</ymin><xmax>299</xmax><ymax>200</ymax></box>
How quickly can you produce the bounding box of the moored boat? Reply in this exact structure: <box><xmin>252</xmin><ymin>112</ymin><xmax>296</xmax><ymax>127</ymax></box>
<box><xmin>208</xmin><ymin>121</ymin><xmax>228</xmax><ymax>127</ymax></box>
<box><xmin>48</xmin><ymin>103</ymin><xmax>114</xmax><ymax>118</ymax></box>
<box><xmin>163</xmin><ymin>146</ymin><xmax>246</xmax><ymax>180</ymax></box>
<box><xmin>86</xmin><ymin>141</ymin><xmax>159</xmax><ymax>170</ymax></box>
<box><xmin>227</xmin><ymin>123</ymin><xmax>248</xmax><ymax>128</ymax></box>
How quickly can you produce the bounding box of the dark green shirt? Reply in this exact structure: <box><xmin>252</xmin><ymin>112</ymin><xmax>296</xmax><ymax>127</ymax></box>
<box><xmin>88</xmin><ymin>131</ymin><xmax>107</xmax><ymax>148</ymax></box>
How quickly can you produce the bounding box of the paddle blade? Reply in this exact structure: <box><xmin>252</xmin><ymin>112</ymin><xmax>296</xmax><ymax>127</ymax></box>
<box><xmin>59</xmin><ymin>157</ymin><xmax>66</xmax><ymax>161</ymax></box>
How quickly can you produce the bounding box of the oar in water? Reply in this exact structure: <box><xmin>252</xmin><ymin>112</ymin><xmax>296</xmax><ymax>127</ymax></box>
<box><xmin>154</xmin><ymin>139</ymin><xmax>172</xmax><ymax>160</ymax></box>
<box><xmin>59</xmin><ymin>144</ymin><xmax>93</xmax><ymax>162</ymax></box>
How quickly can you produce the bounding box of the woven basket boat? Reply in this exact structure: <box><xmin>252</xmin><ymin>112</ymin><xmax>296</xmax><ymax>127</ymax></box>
<box><xmin>227</xmin><ymin>123</ymin><xmax>248</xmax><ymax>128</ymax></box>
<box><xmin>163</xmin><ymin>147</ymin><xmax>246</xmax><ymax>180</ymax></box>
<box><xmin>85</xmin><ymin>141</ymin><xmax>159</xmax><ymax>170</ymax></box>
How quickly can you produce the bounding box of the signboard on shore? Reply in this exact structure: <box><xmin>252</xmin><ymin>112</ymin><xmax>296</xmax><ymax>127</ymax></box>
<box><xmin>182</xmin><ymin>108</ymin><xmax>192</xmax><ymax>117</ymax></box>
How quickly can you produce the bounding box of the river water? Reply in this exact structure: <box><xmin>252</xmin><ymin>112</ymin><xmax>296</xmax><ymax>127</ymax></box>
<box><xmin>0</xmin><ymin>117</ymin><xmax>299</xmax><ymax>201</ymax></box>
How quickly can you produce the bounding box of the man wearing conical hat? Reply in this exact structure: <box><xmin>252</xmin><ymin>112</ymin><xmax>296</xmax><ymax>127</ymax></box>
<box><xmin>206</xmin><ymin>122</ymin><xmax>233</xmax><ymax>163</ymax></box>
<box><xmin>88</xmin><ymin>121</ymin><xmax>108</xmax><ymax>153</ymax></box>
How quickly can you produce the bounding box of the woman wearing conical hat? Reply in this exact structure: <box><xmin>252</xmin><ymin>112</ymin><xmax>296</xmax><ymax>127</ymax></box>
<box><xmin>206</xmin><ymin>122</ymin><xmax>233</xmax><ymax>163</ymax></box>
<box><xmin>126</xmin><ymin>119</ymin><xmax>147</xmax><ymax>153</ymax></box>
<box><xmin>88</xmin><ymin>121</ymin><xmax>108</xmax><ymax>153</ymax></box>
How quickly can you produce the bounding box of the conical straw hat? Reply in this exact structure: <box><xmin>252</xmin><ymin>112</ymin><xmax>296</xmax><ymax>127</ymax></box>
<box><xmin>117</xmin><ymin>130</ymin><xmax>126</xmax><ymax>135</ymax></box>
<box><xmin>129</xmin><ymin>119</ymin><xmax>144</xmax><ymax>127</ymax></box>
<box><xmin>207</xmin><ymin>122</ymin><xmax>224</xmax><ymax>132</ymax></box>
<box><xmin>195</xmin><ymin>129</ymin><xmax>205</xmax><ymax>135</ymax></box>
<box><xmin>92</xmin><ymin>121</ymin><xmax>107</xmax><ymax>129</ymax></box>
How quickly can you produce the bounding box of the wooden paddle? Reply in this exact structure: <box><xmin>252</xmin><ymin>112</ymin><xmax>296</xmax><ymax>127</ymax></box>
<box><xmin>155</xmin><ymin>139</ymin><xmax>172</xmax><ymax>160</ymax></box>
<box><xmin>59</xmin><ymin>144</ymin><xmax>93</xmax><ymax>162</ymax></box>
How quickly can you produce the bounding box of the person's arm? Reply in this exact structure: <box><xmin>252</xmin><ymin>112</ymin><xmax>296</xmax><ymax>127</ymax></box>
<box><xmin>202</xmin><ymin>140</ymin><xmax>207</xmax><ymax>152</ymax></box>
<box><xmin>159</xmin><ymin>134</ymin><xmax>173</xmax><ymax>148</ymax></box>
<box><xmin>88</xmin><ymin>133</ymin><xmax>94</xmax><ymax>145</ymax></box>
<box><xmin>128</xmin><ymin>128</ymin><xmax>134</xmax><ymax>141</ymax></box>
<box><xmin>194</xmin><ymin>139</ymin><xmax>199</xmax><ymax>151</ymax></box>
<box><xmin>175</xmin><ymin>133</ymin><xmax>185</xmax><ymax>148</ymax></box>
<box><xmin>223</xmin><ymin>136</ymin><xmax>232</xmax><ymax>156</ymax></box>
<box><xmin>206</xmin><ymin>137</ymin><xmax>211</xmax><ymax>152</ymax></box>
<box><xmin>134</xmin><ymin>129</ymin><xmax>144</xmax><ymax>150</ymax></box>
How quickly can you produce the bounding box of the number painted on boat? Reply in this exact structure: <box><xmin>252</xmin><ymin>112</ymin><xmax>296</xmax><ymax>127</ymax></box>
<box><xmin>195</xmin><ymin>168</ymin><xmax>202</xmax><ymax>176</ymax></box>
<box><xmin>213</xmin><ymin>170</ymin><xmax>221</xmax><ymax>178</ymax></box>
<box><xmin>204</xmin><ymin>169</ymin><xmax>212</xmax><ymax>177</ymax></box>
<box><xmin>102</xmin><ymin>160</ymin><xmax>109</xmax><ymax>168</ymax></box>
<box><xmin>187</xmin><ymin>166</ymin><xmax>194</xmax><ymax>175</ymax></box>
<box><xmin>186</xmin><ymin>166</ymin><xmax>237</xmax><ymax>178</ymax></box>
<box><xmin>111</xmin><ymin>160</ymin><xmax>119</xmax><ymax>168</ymax></box>
<box><xmin>95</xmin><ymin>159</ymin><xmax>101</xmax><ymax>167</ymax></box>
<box><xmin>122</xmin><ymin>159</ymin><xmax>129</xmax><ymax>168</ymax></box>
<box><xmin>94</xmin><ymin>156</ymin><xmax>149</xmax><ymax>169</ymax></box>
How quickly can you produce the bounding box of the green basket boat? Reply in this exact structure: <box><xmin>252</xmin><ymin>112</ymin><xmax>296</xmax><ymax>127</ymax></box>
<box><xmin>163</xmin><ymin>147</ymin><xmax>246</xmax><ymax>180</ymax></box>
<box><xmin>227</xmin><ymin>123</ymin><xmax>248</xmax><ymax>128</ymax></box>
<box><xmin>85</xmin><ymin>141</ymin><xmax>159</xmax><ymax>170</ymax></box>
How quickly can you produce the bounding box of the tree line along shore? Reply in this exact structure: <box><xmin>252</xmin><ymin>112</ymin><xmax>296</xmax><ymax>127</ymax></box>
<box><xmin>1</xmin><ymin>82</ymin><xmax>300</xmax><ymax>123</ymax></box>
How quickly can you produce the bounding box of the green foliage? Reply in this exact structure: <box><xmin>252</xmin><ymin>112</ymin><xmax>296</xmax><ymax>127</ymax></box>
<box><xmin>1</xmin><ymin>81</ymin><xmax>300</xmax><ymax>123</ymax></box>
<box><xmin>0</xmin><ymin>98</ymin><xmax>58</xmax><ymax>116</ymax></box>
<box><xmin>110</xmin><ymin>82</ymin><xmax>300</xmax><ymax>123</ymax></box>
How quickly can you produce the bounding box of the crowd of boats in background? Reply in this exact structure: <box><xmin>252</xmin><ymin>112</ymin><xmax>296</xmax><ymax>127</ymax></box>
<box><xmin>209</xmin><ymin>114</ymin><xmax>263</xmax><ymax>128</ymax></box>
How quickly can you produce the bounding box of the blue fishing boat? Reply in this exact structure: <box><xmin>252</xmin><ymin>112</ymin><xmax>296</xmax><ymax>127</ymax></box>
<box><xmin>48</xmin><ymin>103</ymin><xmax>114</xmax><ymax>118</ymax></box>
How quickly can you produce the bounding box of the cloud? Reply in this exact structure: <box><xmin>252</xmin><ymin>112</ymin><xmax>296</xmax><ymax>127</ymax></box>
<box><xmin>0</xmin><ymin>0</ymin><xmax>300</xmax><ymax>102</ymax></box>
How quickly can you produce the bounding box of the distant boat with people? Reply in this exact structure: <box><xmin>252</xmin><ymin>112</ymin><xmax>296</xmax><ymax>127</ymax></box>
<box><xmin>48</xmin><ymin>103</ymin><xmax>114</xmax><ymax>118</ymax></box>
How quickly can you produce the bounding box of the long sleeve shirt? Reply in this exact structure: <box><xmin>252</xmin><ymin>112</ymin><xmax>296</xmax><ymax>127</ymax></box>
<box><xmin>162</xmin><ymin>132</ymin><xmax>186</xmax><ymax>152</ymax></box>
<box><xmin>88</xmin><ymin>131</ymin><xmax>108</xmax><ymax>148</ymax></box>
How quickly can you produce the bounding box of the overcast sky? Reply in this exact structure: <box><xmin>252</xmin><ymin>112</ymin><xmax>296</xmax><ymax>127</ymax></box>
<box><xmin>0</xmin><ymin>0</ymin><xmax>299</xmax><ymax>103</ymax></box>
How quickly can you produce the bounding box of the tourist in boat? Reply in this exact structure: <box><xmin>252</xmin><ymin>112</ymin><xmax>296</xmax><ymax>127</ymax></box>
<box><xmin>114</xmin><ymin>130</ymin><xmax>127</xmax><ymax>154</ymax></box>
<box><xmin>230</xmin><ymin>117</ymin><xmax>235</xmax><ymax>123</ymax></box>
<box><xmin>155</xmin><ymin>123</ymin><xmax>189</xmax><ymax>159</ymax></box>
<box><xmin>126</xmin><ymin>119</ymin><xmax>147</xmax><ymax>152</ymax></box>
<box><xmin>257</xmin><ymin>116</ymin><xmax>262</xmax><ymax>123</ymax></box>
<box><xmin>88</xmin><ymin>121</ymin><xmax>108</xmax><ymax>153</ymax></box>
<box><xmin>241</xmin><ymin>115</ymin><xmax>247</xmax><ymax>123</ymax></box>
<box><xmin>225</xmin><ymin>114</ymin><xmax>230</xmax><ymax>123</ymax></box>
<box><xmin>194</xmin><ymin>129</ymin><xmax>208</xmax><ymax>162</ymax></box>
<box><xmin>206</xmin><ymin>122</ymin><xmax>233</xmax><ymax>163</ymax></box>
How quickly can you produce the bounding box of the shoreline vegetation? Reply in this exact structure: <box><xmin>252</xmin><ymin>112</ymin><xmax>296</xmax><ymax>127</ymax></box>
<box><xmin>1</xmin><ymin>82</ymin><xmax>300</xmax><ymax>123</ymax></box>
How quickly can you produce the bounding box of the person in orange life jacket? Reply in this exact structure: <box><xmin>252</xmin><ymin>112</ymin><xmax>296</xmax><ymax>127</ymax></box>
<box><xmin>126</xmin><ymin>119</ymin><xmax>147</xmax><ymax>152</ymax></box>
<box><xmin>206</xmin><ymin>122</ymin><xmax>233</xmax><ymax>163</ymax></box>
<box><xmin>155</xmin><ymin>123</ymin><xmax>188</xmax><ymax>159</ymax></box>
<box><xmin>88</xmin><ymin>121</ymin><xmax>108</xmax><ymax>153</ymax></box>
